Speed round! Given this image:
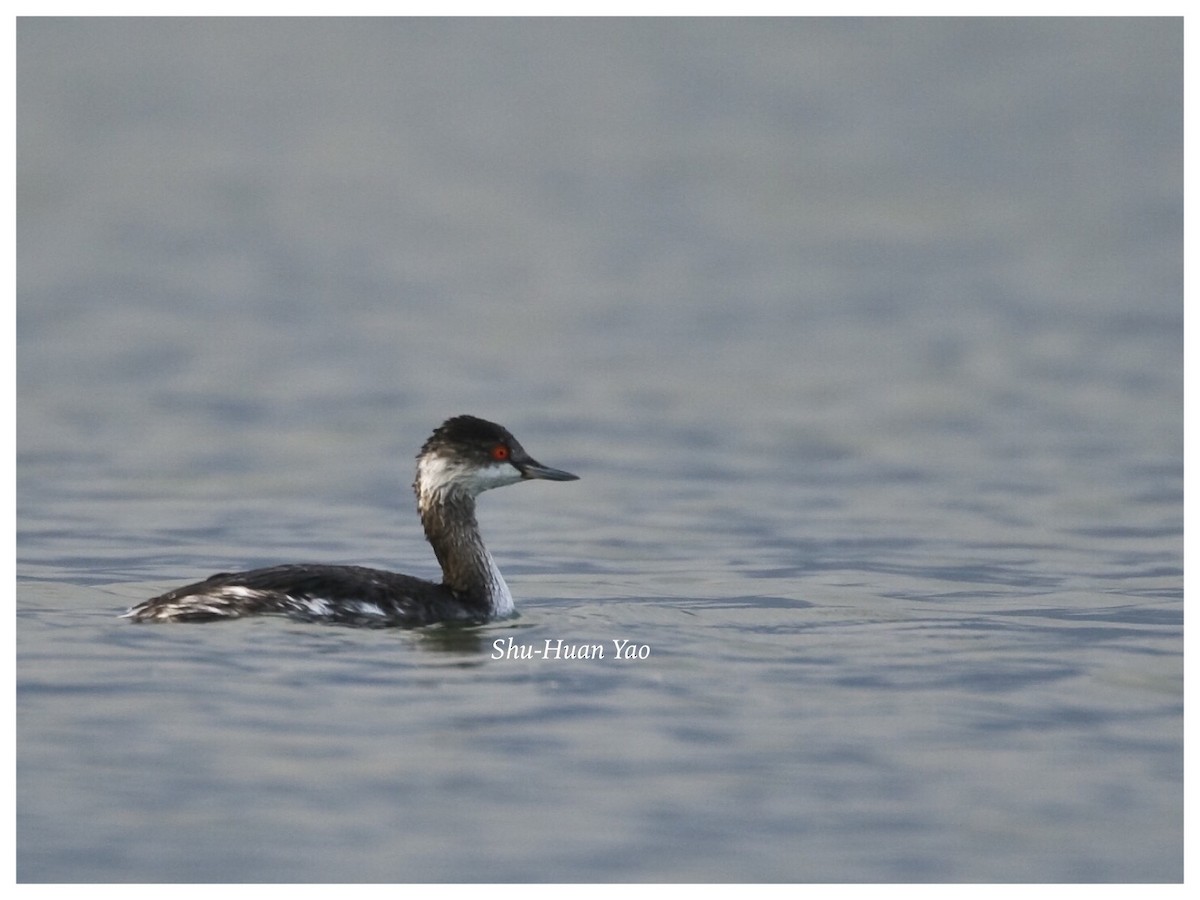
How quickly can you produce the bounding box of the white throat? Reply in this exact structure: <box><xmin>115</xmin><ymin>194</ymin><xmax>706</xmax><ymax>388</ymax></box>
<box><xmin>482</xmin><ymin>549</ymin><xmax>514</xmax><ymax>616</ymax></box>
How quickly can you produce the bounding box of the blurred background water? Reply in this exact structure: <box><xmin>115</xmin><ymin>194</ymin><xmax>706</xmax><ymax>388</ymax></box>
<box><xmin>16</xmin><ymin>18</ymin><xmax>1182</xmax><ymax>882</ymax></box>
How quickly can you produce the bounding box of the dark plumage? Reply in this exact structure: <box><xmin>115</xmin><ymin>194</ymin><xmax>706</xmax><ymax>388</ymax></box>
<box><xmin>124</xmin><ymin>416</ymin><xmax>578</xmax><ymax>627</ymax></box>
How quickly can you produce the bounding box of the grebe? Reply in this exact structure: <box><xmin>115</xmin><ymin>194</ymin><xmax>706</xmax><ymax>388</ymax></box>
<box><xmin>123</xmin><ymin>415</ymin><xmax>578</xmax><ymax>626</ymax></box>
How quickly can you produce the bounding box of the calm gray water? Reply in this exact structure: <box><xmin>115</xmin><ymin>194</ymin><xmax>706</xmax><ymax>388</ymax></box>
<box><xmin>16</xmin><ymin>19</ymin><xmax>1182</xmax><ymax>882</ymax></box>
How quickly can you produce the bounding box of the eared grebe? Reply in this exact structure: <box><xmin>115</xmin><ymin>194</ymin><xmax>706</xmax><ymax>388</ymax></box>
<box><xmin>123</xmin><ymin>415</ymin><xmax>578</xmax><ymax>626</ymax></box>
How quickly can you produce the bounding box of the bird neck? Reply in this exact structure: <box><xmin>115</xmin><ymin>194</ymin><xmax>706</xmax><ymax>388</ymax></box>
<box><xmin>417</xmin><ymin>486</ymin><xmax>513</xmax><ymax>615</ymax></box>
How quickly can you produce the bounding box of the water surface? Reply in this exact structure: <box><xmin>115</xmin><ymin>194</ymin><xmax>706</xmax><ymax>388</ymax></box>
<box><xmin>16</xmin><ymin>18</ymin><xmax>1182</xmax><ymax>882</ymax></box>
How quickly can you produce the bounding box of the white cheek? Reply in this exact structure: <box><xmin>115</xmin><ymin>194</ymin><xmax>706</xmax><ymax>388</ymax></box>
<box><xmin>417</xmin><ymin>455</ymin><xmax>459</xmax><ymax>490</ymax></box>
<box><xmin>420</xmin><ymin>455</ymin><xmax>521</xmax><ymax>494</ymax></box>
<box><xmin>466</xmin><ymin>462</ymin><xmax>524</xmax><ymax>491</ymax></box>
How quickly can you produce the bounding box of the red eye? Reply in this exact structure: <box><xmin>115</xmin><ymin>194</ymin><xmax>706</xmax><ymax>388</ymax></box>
<box><xmin>491</xmin><ymin>444</ymin><xmax>510</xmax><ymax>461</ymax></box>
